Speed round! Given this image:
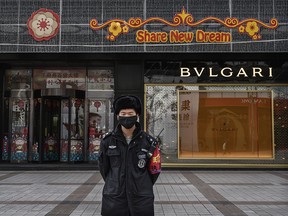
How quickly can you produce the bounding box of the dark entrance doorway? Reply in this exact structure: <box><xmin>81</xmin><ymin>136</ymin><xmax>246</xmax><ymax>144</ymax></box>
<box><xmin>39</xmin><ymin>97</ymin><xmax>61</xmax><ymax>162</ymax></box>
<box><xmin>33</xmin><ymin>89</ymin><xmax>85</xmax><ymax>162</ymax></box>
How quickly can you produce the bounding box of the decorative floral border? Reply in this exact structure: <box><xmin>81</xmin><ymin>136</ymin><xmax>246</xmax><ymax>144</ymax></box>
<box><xmin>90</xmin><ymin>7</ymin><xmax>278</xmax><ymax>41</ymax></box>
<box><xmin>27</xmin><ymin>8</ymin><xmax>60</xmax><ymax>41</ymax></box>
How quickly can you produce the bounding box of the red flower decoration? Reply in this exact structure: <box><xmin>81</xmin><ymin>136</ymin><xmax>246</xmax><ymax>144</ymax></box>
<box><xmin>27</xmin><ymin>8</ymin><xmax>60</xmax><ymax>41</ymax></box>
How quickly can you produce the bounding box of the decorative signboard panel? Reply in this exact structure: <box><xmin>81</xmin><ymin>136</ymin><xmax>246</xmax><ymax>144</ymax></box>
<box><xmin>0</xmin><ymin>0</ymin><xmax>287</xmax><ymax>52</ymax></box>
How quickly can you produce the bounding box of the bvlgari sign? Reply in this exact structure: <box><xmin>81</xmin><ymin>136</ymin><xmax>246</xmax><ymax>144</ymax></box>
<box><xmin>180</xmin><ymin>67</ymin><xmax>273</xmax><ymax>78</ymax></box>
<box><xmin>90</xmin><ymin>7</ymin><xmax>278</xmax><ymax>43</ymax></box>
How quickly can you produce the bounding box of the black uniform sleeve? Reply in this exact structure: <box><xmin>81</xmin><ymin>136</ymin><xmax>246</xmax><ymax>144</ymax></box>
<box><xmin>98</xmin><ymin>139</ymin><xmax>110</xmax><ymax>181</ymax></box>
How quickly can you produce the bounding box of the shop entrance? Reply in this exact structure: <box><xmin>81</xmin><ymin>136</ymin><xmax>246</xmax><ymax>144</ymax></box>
<box><xmin>37</xmin><ymin>97</ymin><xmax>61</xmax><ymax>162</ymax></box>
<box><xmin>33</xmin><ymin>89</ymin><xmax>85</xmax><ymax>162</ymax></box>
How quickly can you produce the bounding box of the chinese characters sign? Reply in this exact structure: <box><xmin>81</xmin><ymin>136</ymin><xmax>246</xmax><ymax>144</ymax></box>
<box><xmin>33</xmin><ymin>69</ymin><xmax>86</xmax><ymax>90</ymax></box>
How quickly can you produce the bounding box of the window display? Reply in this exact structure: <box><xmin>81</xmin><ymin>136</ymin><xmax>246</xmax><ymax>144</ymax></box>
<box><xmin>178</xmin><ymin>90</ymin><xmax>273</xmax><ymax>159</ymax></box>
<box><xmin>11</xmin><ymin>99</ymin><xmax>29</xmax><ymax>162</ymax></box>
<box><xmin>88</xmin><ymin>99</ymin><xmax>113</xmax><ymax>161</ymax></box>
<box><xmin>145</xmin><ymin>84</ymin><xmax>287</xmax><ymax>163</ymax></box>
<box><xmin>87</xmin><ymin>68</ymin><xmax>114</xmax><ymax>161</ymax></box>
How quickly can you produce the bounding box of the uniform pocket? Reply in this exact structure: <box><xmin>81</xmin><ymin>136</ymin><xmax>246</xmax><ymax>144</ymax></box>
<box><xmin>103</xmin><ymin>178</ymin><xmax>120</xmax><ymax>195</ymax></box>
<box><xmin>107</xmin><ymin>148</ymin><xmax>121</xmax><ymax>167</ymax></box>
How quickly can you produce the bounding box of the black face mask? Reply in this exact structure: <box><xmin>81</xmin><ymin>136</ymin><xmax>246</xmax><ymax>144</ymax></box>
<box><xmin>118</xmin><ymin>116</ymin><xmax>137</xmax><ymax>129</ymax></box>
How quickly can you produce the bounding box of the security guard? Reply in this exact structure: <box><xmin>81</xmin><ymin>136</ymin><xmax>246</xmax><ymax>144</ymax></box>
<box><xmin>99</xmin><ymin>95</ymin><xmax>161</xmax><ymax>216</ymax></box>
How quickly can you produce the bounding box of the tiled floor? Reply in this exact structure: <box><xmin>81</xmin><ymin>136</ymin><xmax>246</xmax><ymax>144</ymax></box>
<box><xmin>0</xmin><ymin>170</ymin><xmax>287</xmax><ymax>215</ymax></box>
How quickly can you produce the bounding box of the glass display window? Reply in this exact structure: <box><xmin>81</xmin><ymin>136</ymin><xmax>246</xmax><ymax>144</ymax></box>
<box><xmin>178</xmin><ymin>90</ymin><xmax>273</xmax><ymax>159</ymax></box>
<box><xmin>88</xmin><ymin>99</ymin><xmax>113</xmax><ymax>161</ymax></box>
<box><xmin>87</xmin><ymin>68</ymin><xmax>114</xmax><ymax>161</ymax></box>
<box><xmin>87</xmin><ymin>69</ymin><xmax>114</xmax><ymax>91</ymax></box>
<box><xmin>11</xmin><ymin>99</ymin><xmax>30</xmax><ymax>162</ymax></box>
<box><xmin>145</xmin><ymin>85</ymin><xmax>198</xmax><ymax>158</ymax></box>
<box><xmin>4</xmin><ymin>69</ymin><xmax>32</xmax><ymax>91</ymax></box>
<box><xmin>145</xmin><ymin>84</ymin><xmax>287</xmax><ymax>164</ymax></box>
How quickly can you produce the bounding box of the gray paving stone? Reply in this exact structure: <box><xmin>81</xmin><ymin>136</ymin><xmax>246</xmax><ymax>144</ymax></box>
<box><xmin>0</xmin><ymin>170</ymin><xmax>286</xmax><ymax>216</ymax></box>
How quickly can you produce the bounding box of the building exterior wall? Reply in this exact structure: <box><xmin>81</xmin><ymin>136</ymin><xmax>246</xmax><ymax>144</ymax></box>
<box><xmin>0</xmin><ymin>0</ymin><xmax>287</xmax><ymax>52</ymax></box>
<box><xmin>0</xmin><ymin>0</ymin><xmax>287</xmax><ymax>168</ymax></box>
<box><xmin>0</xmin><ymin>54</ymin><xmax>287</xmax><ymax>168</ymax></box>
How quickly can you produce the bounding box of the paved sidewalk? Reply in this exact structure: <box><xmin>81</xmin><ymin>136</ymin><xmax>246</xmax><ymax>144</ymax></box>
<box><xmin>0</xmin><ymin>170</ymin><xmax>287</xmax><ymax>216</ymax></box>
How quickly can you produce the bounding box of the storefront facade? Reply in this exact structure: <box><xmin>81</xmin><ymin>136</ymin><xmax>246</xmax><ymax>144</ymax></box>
<box><xmin>0</xmin><ymin>0</ymin><xmax>287</xmax><ymax>168</ymax></box>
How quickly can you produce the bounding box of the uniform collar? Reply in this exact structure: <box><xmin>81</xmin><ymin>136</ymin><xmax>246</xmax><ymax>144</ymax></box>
<box><xmin>113</xmin><ymin>122</ymin><xmax>142</xmax><ymax>142</ymax></box>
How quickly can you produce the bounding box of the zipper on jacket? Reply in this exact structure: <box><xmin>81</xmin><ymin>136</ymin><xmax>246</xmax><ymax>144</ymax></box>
<box><xmin>113</xmin><ymin>135</ymin><xmax>132</xmax><ymax>208</ymax></box>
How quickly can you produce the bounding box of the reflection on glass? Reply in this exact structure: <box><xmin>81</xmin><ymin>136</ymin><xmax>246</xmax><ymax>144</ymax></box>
<box><xmin>60</xmin><ymin>99</ymin><xmax>69</xmax><ymax>162</ymax></box>
<box><xmin>11</xmin><ymin>99</ymin><xmax>29</xmax><ymax>161</ymax></box>
<box><xmin>44</xmin><ymin>136</ymin><xmax>59</xmax><ymax>161</ymax></box>
<box><xmin>178</xmin><ymin>91</ymin><xmax>273</xmax><ymax>159</ymax></box>
<box><xmin>146</xmin><ymin>85</ymin><xmax>288</xmax><ymax>163</ymax></box>
<box><xmin>33</xmin><ymin>69</ymin><xmax>86</xmax><ymax>90</ymax></box>
<box><xmin>42</xmin><ymin>99</ymin><xmax>60</xmax><ymax>161</ymax></box>
<box><xmin>70</xmin><ymin>140</ymin><xmax>84</xmax><ymax>161</ymax></box>
<box><xmin>61</xmin><ymin>99</ymin><xmax>85</xmax><ymax>138</ymax></box>
<box><xmin>70</xmin><ymin>98</ymin><xmax>84</xmax><ymax>162</ymax></box>
<box><xmin>5</xmin><ymin>69</ymin><xmax>32</xmax><ymax>91</ymax></box>
<box><xmin>146</xmin><ymin>85</ymin><xmax>198</xmax><ymax>158</ymax></box>
<box><xmin>32</xmin><ymin>98</ymin><xmax>41</xmax><ymax>161</ymax></box>
<box><xmin>87</xmin><ymin>69</ymin><xmax>114</xmax><ymax>90</ymax></box>
<box><xmin>88</xmin><ymin>99</ymin><xmax>113</xmax><ymax>161</ymax></box>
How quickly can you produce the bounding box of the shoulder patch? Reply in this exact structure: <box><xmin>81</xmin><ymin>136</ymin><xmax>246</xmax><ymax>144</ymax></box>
<box><xmin>102</xmin><ymin>132</ymin><xmax>112</xmax><ymax>140</ymax></box>
<box><xmin>144</xmin><ymin>133</ymin><xmax>157</xmax><ymax>145</ymax></box>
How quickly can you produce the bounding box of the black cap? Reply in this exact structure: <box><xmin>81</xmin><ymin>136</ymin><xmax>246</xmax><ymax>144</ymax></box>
<box><xmin>113</xmin><ymin>95</ymin><xmax>142</xmax><ymax>115</ymax></box>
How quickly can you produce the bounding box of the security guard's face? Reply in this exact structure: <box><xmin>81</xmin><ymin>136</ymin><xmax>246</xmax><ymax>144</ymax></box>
<box><xmin>118</xmin><ymin>109</ymin><xmax>138</xmax><ymax>129</ymax></box>
<box><xmin>118</xmin><ymin>109</ymin><xmax>137</xmax><ymax>117</ymax></box>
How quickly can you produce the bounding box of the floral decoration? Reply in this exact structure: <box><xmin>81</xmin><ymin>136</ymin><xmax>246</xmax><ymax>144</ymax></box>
<box><xmin>27</xmin><ymin>8</ymin><xmax>60</xmax><ymax>41</ymax></box>
<box><xmin>238</xmin><ymin>25</ymin><xmax>245</xmax><ymax>33</ymax></box>
<box><xmin>246</xmin><ymin>21</ymin><xmax>259</xmax><ymax>36</ymax></box>
<box><xmin>90</xmin><ymin>7</ymin><xmax>278</xmax><ymax>41</ymax></box>
<box><xmin>109</xmin><ymin>22</ymin><xmax>122</xmax><ymax>36</ymax></box>
<box><xmin>105</xmin><ymin>21</ymin><xmax>130</xmax><ymax>41</ymax></box>
<box><xmin>238</xmin><ymin>21</ymin><xmax>261</xmax><ymax>40</ymax></box>
<box><xmin>122</xmin><ymin>25</ymin><xmax>129</xmax><ymax>33</ymax></box>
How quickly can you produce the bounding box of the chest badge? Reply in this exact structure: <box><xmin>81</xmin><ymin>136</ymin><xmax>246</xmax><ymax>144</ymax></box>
<box><xmin>138</xmin><ymin>158</ymin><xmax>146</xmax><ymax>168</ymax></box>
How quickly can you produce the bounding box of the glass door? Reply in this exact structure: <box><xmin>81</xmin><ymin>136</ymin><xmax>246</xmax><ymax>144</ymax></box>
<box><xmin>42</xmin><ymin>98</ymin><xmax>61</xmax><ymax>162</ymax></box>
<box><xmin>61</xmin><ymin>98</ymin><xmax>85</xmax><ymax>162</ymax></box>
<box><xmin>33</xmin><ymin>96</ymin><xmax>85</xmax><ymax>162</ymax></box>
<box><xmin>88</xmin><ymin>99</ymin><xmax>113</xmax><ymax>161</ymax></box>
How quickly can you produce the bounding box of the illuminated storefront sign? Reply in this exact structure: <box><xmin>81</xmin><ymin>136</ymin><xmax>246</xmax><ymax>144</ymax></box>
<box><xmin>90</xmin><ymin>7</ymin><xmax>278</xmax><ymax>42</ymax></box>
<box><xmin>135</xmin><ymin>29</ymin><xmax>232</xmax><ymax>43</ymax></box>
<box><xmin>180</xmin><ymin>67</ymin><xmax>274</xmax><ymax>78</ymax></box>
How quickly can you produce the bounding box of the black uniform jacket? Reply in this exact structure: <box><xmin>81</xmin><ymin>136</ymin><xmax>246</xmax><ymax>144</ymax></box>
<box><xmin>99</xmin><ymin>123</ymin><xmax>160</xmax><ymax>216</ymax></box>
